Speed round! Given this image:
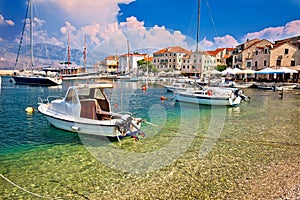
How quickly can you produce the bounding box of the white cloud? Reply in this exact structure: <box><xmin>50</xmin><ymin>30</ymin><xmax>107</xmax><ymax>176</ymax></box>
<box><xmin>60</xmin><ymin>22</ymin><xmax>77</xmax><ymax>35</ymax></box>
<box><xmin>36</xmin><ymin>0</ymin><xmax>134</xmax><ymax>26</ymax></box>
<box><xmin>213</xmin><ymin>35</ymin><xmax>239</xmax><ymax>48</ymax></box>
<box><xmin>0</xmin><ymin>14</ymin><xmax>15</xmax><ymax>26</ymax></box>
<box><xmin>242</xmin><ymin>20</ymin><xmax>300</xmax><ymax>42</ymax></box>
<box><xmin>30</xmin><ymin>0</ymin><xmax>300</xmax><ymax>57</ymax></box>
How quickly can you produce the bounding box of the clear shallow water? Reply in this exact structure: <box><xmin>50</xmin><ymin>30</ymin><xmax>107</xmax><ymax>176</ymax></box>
<box><xmin>0</xmin><ymin>76</ymin><xmax>300</xmax><ymax>199</ymax></box>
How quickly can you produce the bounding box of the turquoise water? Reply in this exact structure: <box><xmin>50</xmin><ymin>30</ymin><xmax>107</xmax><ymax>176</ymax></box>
<box><xmin>1</xmin><ymin>76</ymin><xmax>300</xmax><ymax>199</ymax></box>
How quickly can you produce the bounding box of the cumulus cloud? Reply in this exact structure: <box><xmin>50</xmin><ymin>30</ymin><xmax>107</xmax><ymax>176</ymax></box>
<box><xmin>213</xmin><ymin>35</ymin><xmax>239</xmax><ymax>48</ymax></box>
<box><xmin>36</xmin><ymin>0</ymin><xmax>134</xmax><ymax>26</ymax></box>
<box><xmin>0</xmin><ymin>14</ymin><xmax>15</xmax><ymax>26</ymax></box>
<box><xmin>30</xmin><ymin>0</ymin><xmax>300</xmax><ymax>57</ymax></box>
<box><xmin>60</xmin><ymin>22</ymin><xmax>77</xmax><ymax>35</ymax></box>
<box><xmin>242</xmin><ymin>20</ymin><xmax>300</xmax><ymax>42</ymax></box>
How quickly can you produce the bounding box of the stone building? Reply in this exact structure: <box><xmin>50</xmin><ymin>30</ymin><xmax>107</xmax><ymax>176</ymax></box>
<box><xmin>153</xmin><ymin>46</ymin><xmax>192</xmax><ymax>72</ymax></box>
<box><xmin>232</xmin><ymin>39</ymin><xmax>272</xmax><ymax>69</ymax></box>
<box><xmin>101</xmin><ymin>55</ymin><xmax>119</xmax><ymax>73</ymax></box>
<box><xmin>252</xmin><ymin>42</ymin><xmax>300</xmax><ymax>70</ymax></box>
<box><xmin>181</xmin><ymin>51</ymin><xmax>216</xmax><ymax>76</ymax></box>
<box><xmin>207</xmin><ymin>48</ymin><xmax>234</xmax><ymax>67</ymax></box>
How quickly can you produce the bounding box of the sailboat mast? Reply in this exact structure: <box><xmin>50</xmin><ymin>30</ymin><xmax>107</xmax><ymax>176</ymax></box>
<box><xmin>29</xmin><ymin>0</ymin><xmax>34</xmax><ymax>68</ymax></box>
<box><xmin>83</xmin><ymin>35</ymin><xmax>87</xmax><ymax>68</ymax></box>
<box><xmin>67</xmin><ymin>33</ymin><xmax>70</xmax><ymax>69</ymax></box>
<box><xmin>196</xmin><ymin>0</ymin><xmax>201</xmax><ymax>52</ymax></box>
<box><xmin>127</xmin><ymin>40</ymin><xmax>130</xmax><ymax>74</ymax></box>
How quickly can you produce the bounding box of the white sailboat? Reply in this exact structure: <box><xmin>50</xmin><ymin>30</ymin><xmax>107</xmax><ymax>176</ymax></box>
<box><xmin>12</xmin><ymin>0</ymin><xmax>62</xmax><ymax>86</ymax></box>
<box><xmin>174</xmin><ymin>0</ymin><xmax>249</xmax><ymax>106</ymax></box>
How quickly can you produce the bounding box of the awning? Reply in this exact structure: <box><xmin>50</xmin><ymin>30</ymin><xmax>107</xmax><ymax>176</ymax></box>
<box><xmin>235</xmin><ymin>69</ymin><xmax>256</xmax><ymax>74</ymax></box>
<box><xmin>255</xmin><ymin>67</ymin><xmax>284</xmax><ymax>74</ymax></box>
<box><xmin>279</xmin><ymin>67</ymin><xmax>298</xmax><ymax>73</ymax></box>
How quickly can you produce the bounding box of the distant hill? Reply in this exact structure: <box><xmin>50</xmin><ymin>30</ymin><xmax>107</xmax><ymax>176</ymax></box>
<box><xmin>0</xmin><ymin>44</ymin><xmax>158</xmax><ymax>70</ymax></box>
<box><xmin>0</xmin><ymin>43</ymin><xmax>84</xmax><ymax>70</ymax></box>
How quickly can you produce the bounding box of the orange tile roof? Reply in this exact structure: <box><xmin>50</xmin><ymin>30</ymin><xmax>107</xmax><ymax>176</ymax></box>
<box><xmin>223</xmin><ymin>54</ymin><xmax>231</xmax><ymax>59</ymax></box>
<box><xmin>153</xmin><ymin>46</ymin><xmax>192</xmax><ymax>55</ymax></box>
<box><xmin>105</xmin><ymin>55</ymin><xmax>118</xmax><ymax>60</ymax></box>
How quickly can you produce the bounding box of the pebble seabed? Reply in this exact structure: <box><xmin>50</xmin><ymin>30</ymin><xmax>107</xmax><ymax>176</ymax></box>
<box><xmin>0</xmin><ymin>84</ymin><xmax>300</xmax><ymax>199</ymax></box>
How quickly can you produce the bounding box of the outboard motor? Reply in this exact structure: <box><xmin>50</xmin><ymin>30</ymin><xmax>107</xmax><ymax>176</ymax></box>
<box><xmin>238</xmin><ymin>90</ymin><xmax>250</xmax><ymax>102</ymax></box>
<box><xmin>115</xmin><ymin>114</ymin><xmax>132</xmax><ymax>135</ymax></box>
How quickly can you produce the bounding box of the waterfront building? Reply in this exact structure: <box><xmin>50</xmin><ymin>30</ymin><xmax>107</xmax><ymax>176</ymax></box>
<box><xmin>207</xmin><ymin>48</ymin><xmax>234</xmax><ymax>67</ymax></box>
<box><xmin>232</xmin><ymin>38</ymin><xmax>272</xmax><ymax>69</ymax></box>
<box><xmin>93</xmin><ymin>55</ymin><xmax>118</xmax><ymax>73</ymax></box>
<box><xmin>181</xmin><ymin>51</ymin><xmax>216</xmax><ymax>77</ymax></box>
<box><xmin>118</xmin><ymin>53</ymin><xmax>146</xmax><ymax>74</ymax></box>
<box><xmin>252</xmin><ymin>41</ymin><xmax>300</xmax><ymax>81</ymax></box>
<box><xmin>252</xmin><ymin>42</ymin><xmax>299</xmax><ymax>70</ymax></box>
<box><xmin>152</xmin><ymin>46</ymin><xmax>192</xmax><ymax>72</ymax></box>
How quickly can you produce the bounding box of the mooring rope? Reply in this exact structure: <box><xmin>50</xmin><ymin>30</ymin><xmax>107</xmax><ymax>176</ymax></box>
<box><xmin>0</xmin><ymin>173</ymin><xmax>51</xmax><ymax>199</ymax></box>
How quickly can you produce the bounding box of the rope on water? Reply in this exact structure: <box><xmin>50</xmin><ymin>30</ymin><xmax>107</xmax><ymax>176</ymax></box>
<box><xmin>0</xmin><ymin>173</ymin><xmax>52</xmax><ymax>199</ymax></box>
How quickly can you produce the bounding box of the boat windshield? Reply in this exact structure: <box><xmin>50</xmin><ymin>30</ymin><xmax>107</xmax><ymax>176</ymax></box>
<box><xmin>65</xmin><ymin>88</ymin><xmax>78</xmax><ymax>104</ymax></box>
<box><xmin>94</xmin><ymin>88</ymin><xmax>106</xmax><ymax>100</ymax></box>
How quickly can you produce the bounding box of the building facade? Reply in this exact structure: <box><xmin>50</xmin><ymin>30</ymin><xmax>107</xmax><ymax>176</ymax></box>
<box><xmin>207</xmin><ymin>48</ymin><xmax>234</xmax><ymax>67</ymax></box>
<box><xmin>181</xmin><ymin>51</ymin><xmax>216</xmax><ymax>76</ymax></box>
<box><xmin>153</xmin><ymin>46</ymin><xmax>192</xmax><ymax>71</ymax></box>
<box><xmin>118</xmin><ymin>53</ymin><xmax>146</xmax><ymax>74</ymax></box>
<box><xmin>232</xmin><ymin>39</ymin><xmax>272</xmax><ymax>69</ymax></box>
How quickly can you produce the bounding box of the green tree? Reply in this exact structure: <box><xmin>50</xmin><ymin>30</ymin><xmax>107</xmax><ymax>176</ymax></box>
<box><xmin>137</xmin><ymin>59</ymin><xmax>158</xmax><ymax>73</ymax></box>
<box><xmin>216</xmin><ymin>65</ymin><xmax>227</xmax><ymax>72</ymax></box>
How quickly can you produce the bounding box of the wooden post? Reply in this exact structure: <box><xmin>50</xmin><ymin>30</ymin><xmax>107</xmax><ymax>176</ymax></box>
<box><xmin>279</xmin><ymin>88</ymin><xmax>283</xmax><ymax>99</ymax></box>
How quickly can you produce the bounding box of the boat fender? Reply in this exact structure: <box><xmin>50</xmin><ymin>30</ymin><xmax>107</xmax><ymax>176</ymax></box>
<box><xmin>207</xmin><ymin>90</ymin><xmax>212</xmax><ymax>96</ymax></box>
<box><xmin>131</xmin><ymin>135</ymin><xmax>139</xmax><ymax>142</ymax></box>
<box><xmin>160</xmin><ymin>96</ymin><xmax>167</xmax><ymax>100</ymax></box>
<box><xmin>71</xmin><ymin>126</ymin><xmax>80</xmax><ymax>131</ymax></box>
<box><xmin>25</xmin><ymin>107</ymin><xmax>34</xmax><ymax>114</ymax></box>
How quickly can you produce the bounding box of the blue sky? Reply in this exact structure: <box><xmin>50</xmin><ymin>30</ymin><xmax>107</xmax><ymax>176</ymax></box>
<box><xmin>0</xmin><ymin>0</ymin><xmax>300</xmax><ymax>55</ymax></box>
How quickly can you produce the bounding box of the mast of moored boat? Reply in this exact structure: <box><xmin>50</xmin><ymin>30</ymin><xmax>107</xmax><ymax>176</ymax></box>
<box><xmin>29</xmin><ymin>0</ymin><xmax>34</xmax><ymax>72</ymax></box>
<box><xmin>83</xmin><ymin>35</ymin><xmax>87</xmax><ymax>69</ymax></box>
<box><xmin>127</xmin><ymin>39</ymin><xmax>130</xmax><ymax>75</ymax></box>
<box><xmin>67</xmin><ymin>33</ymin><xmax>70</xmax><ymax>69</ymax></box>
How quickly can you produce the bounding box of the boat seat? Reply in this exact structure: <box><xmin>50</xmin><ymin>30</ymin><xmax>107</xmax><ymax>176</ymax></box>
<box><xmin>80</xmin><ymin>99</ymin><xmax>98</xmax><ymax>120</ymax></box>
<box><xmin>80</xmin><ymin>99</ymin><xmax>112</xmax><ymax>120</ymax></box>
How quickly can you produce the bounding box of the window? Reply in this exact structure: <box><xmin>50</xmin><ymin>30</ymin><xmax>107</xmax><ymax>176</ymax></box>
<box><xmin>276</xmin><ymin>59</ymin><xmax>281</xmax><ymax>66</ymax></box>
<box><xmin>285</xmin><ymin>49</ymin><xmax>289</xmax><ymax>54</ymax></box>
<box><xmin>247</xmin><ymin>61</ymin><xmax>251</xmax><ymax>68</ymax></box>
<box><xmin>264</xmin><ymin>60</ymin><xmax>267</xmax><ymax>66</ymax></box>
<box><xmin>291</xmin><ymin>60</ymin><xmax>296</xmax><ymax>66</ymax></box>
<box><xmin>264</xmin><ymin>48</ymin><xmax>268</xmax><ymax>54</ymax></box>
<box><xmin>255</xmin><ymin>61</ymin><xmax>258</xmax><ymax>67</ymax></box>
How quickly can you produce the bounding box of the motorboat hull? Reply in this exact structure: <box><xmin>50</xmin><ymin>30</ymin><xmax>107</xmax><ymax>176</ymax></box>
<box><xmin>38</xmin><ymin>104</ymin><xmax>142</xmax><ymax>137</ymax></box>
<box><xmin>13</xmin><ymin>75</ymin><xmax>62</xmax><ymax>86</ymax></box>
<box><xmin>175</xmin><ymin>93</ymin><xmax>236</xmax><ymax>106</ymax></box>
<box><xmin>175</xmin><ymin>88</ymin><xmax>243</xmax><ymax>106</ymax></box>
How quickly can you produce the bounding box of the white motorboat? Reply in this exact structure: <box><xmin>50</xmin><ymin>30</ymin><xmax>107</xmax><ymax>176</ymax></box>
<box><xmin>175</xmin><ymin>87</ymin><xmax>249</xmax><ymax>106</ymax></box>
<box><xmin>163</xmin><ymin>82</ymin><xmax>194</xmax><ymax>93</ymax></box>
<box><xmin>38</xmin><ymin>84</ymin><xmax>144</xmax><ymax>137</ymax></box>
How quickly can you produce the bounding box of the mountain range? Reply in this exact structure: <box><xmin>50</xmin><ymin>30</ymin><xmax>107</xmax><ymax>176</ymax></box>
<box><xmin>0</xmin><ymin>43</ymin><xmax>84</xmax><ymax>70</ymax></box>
<box><xmin>0</xmin><ymin>43</ymin><xmax>158</xmax><ymax>70</ymax></box>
